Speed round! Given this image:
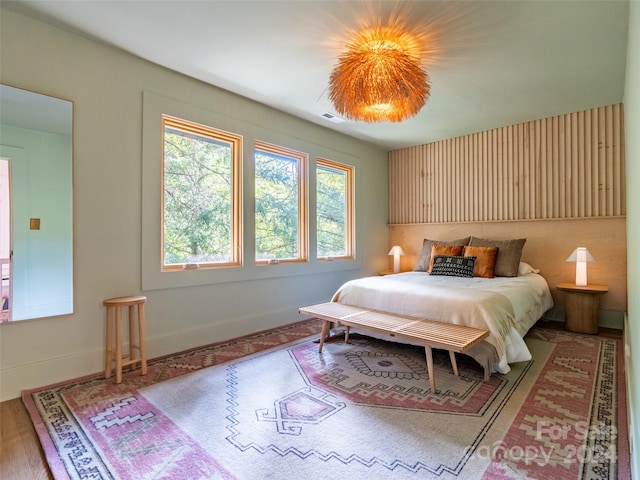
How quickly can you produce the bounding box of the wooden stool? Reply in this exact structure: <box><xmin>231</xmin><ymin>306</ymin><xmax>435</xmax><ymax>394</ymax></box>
<box><xmin>103</xmin><ymin>295</ymin><xmax>148</xmax><ymax>384</ymax></box>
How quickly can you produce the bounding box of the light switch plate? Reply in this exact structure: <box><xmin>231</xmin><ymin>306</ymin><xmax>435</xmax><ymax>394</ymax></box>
<box><xmin>30</xmin><ymin>218</ymin><xmax>41</xmax><ymax>230</ymax></box>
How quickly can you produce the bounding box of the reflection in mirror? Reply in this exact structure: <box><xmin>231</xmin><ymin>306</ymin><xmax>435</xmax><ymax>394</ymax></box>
<box><xmin>0</xmin><ymin>85</ymin><xmax>73</xmax><ymax>322</ymax></box>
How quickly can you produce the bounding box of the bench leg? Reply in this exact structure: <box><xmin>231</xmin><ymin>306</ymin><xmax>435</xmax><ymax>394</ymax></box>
<box><xmin>318</xmin><ymin>320</ymin><xmax>331</xmax><ymax>353</ymax></box>
<box><xmin>344</xmin><ymin>326</ymin><xmax>350</xmax><ymax>344</ymax></box>
<box><xmin>449</xmin><ymin>351</ymin><xmax>459</xmax><ymax>376</ymax></box>
<box><xmin>425</xmin><ymin>345</ymin><xmax>436</xmax><ymax>392</ymax></box>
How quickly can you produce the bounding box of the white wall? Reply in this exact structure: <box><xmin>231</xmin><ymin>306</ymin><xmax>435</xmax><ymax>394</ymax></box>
<box><xmin>0</xmin><ymin>8</ymin><xmax>389</xmax><ymax>400</ymax></box>
<box><xmin>623</xmin><ymin>1</ymin><xmax>639</xmax><ymax>478</ymax></box>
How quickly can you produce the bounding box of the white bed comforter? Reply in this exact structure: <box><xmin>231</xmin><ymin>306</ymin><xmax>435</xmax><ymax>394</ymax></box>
<box><xmin>331</xmin><ymin>272</ymin><xmax>554</xmax><ymax>374</ymax></box>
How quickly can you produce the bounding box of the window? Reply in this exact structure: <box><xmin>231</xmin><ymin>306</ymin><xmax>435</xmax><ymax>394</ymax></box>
<box><xmin>255</xmin><ymin>141</ymin><xmax>307</xmax><ymax>263</ymax></box>
<box><xmin>316</xmin><ymin>158</ymin><xmax>354</xmax><ymax>259</ymax></box>
<box><xmin>162</xmin><ymin>115</ymin><xmax>242</xmax><ymax>270</ymax></box>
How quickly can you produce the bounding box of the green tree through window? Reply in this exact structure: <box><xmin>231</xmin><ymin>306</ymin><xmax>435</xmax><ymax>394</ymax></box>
<box><xmin>162</xmin><ymin>116</ymin><xmax>241</xmax><ymax>269</ymax></box>
<box><xmin>317</xmin><ymin>158</ymin><xmax>354</xmax><ymax>259</ymax></box>
<box><xmin>255</xmin><ymin>142</ymin><xmax>307</xmax><ymax>262</ymax></box>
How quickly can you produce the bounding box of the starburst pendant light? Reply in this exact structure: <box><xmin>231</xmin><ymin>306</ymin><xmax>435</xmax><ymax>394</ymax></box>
<box><xmin>329</xmin><ymin>26</ymin><xmax>430</xmax><ymax>123</ymax></box>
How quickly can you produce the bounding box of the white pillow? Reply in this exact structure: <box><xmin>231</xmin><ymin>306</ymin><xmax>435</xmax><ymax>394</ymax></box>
<box><xmin>518</xmin><ymin>262</ymin><xmax>540</xmax><ymax>275</ymax></box>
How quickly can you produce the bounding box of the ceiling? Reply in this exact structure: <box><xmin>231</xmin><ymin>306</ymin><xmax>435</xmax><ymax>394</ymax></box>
<box><xmin>4</xmin><ymin>0</ymin><xmax>630</xmax><ymax>151</ymax></box>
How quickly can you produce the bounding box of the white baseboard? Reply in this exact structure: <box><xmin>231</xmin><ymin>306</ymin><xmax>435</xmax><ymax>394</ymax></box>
<box><xmin>540</xmin><ymin>305</ymin><xmax>624</xmax><ymax>330</ymax></box>
<box><xmin>624</xmin><ymin>313</ymin><xmax>634</xmax><ymax>473</ymax></box>
<box><xmin>1</xmin><ymin>349</ymin><xmax>104</xmax><ymax>402</ymax></box>
<box><xmin>1</xmin><ymin>307</ymin><xmax>308</xmax><ymax>402</ymax></box>
<box><xmin>599</xmin><ymin>308</ymin><xmax>624</xmax><ymax>329</ymax></box>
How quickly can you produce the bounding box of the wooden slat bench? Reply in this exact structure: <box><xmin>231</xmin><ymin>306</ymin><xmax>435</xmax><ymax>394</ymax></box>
<box><xmin>299</xmin><ymin>302</ymin><xmax>490</xmax><ymax>392</ymax></box>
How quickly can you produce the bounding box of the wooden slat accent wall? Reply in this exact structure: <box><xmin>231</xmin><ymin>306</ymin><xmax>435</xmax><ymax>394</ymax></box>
<box><xmin>389</xmin><ymin>104</ymin><xmax>626</xmax><ymax>224</ymax></box>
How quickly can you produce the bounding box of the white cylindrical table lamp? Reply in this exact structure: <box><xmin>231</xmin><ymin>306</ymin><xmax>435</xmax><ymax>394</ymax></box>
<box><xmin>566</xmin><ymin>247</ymin><xmax>595</xmax><ymax>287</ymax></box>
<box><xmin>388</xmin><ymin>245</ymin><xmax>405</xmax><ymax>273</ymax></box>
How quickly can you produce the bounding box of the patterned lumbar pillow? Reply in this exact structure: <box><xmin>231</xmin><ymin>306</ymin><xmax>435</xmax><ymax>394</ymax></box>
<box><xmin>429</xmin><ymin>255</ymin><xmax>476</xmax><ymax>277</ymax></box>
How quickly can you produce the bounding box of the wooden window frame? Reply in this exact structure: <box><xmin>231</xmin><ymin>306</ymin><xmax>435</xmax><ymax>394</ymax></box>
<box><xmin>316</xmin><ymin>157</ymin><xmax>354</xmax><ymax>260</ymax></box>
<box><xmin>254</xmin><ymin>140</ymin><xmax>308</xmax><ymax>264</ymax></box>
<box><xmin>161</xmin><ymin>115</ymin><xmax>242</xmax><ymax>271</ymax></box>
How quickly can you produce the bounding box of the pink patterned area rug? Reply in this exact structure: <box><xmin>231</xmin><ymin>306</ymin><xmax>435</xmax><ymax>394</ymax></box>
<box><xmin>23</xmin><ymin>320</ymin><xmax>629</xmax><ymax>480</ymax></box>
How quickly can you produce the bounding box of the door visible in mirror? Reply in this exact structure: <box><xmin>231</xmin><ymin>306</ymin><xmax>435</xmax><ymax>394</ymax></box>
<box><xmin>0</xmin><ymin>84</ymin><xmax>73</xmax><ymax>321</ymax></box>
<box><xmin>0</xmin><ymin>158</ymin><xmax>10</xmax><ymax>322</ymax></box>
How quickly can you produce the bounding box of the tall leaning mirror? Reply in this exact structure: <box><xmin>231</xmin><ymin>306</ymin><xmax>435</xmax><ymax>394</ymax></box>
<box><xmin>0</xmin><ymin>84</ymin><xmax>73</xmax><ymax>322</ymax></box>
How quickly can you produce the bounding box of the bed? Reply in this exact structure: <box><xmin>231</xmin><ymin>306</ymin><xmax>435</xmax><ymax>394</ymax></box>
<box><xmin>330</xmin><ymin>237</ymin><xmax>555</xmax><ymax>376</ymax></box>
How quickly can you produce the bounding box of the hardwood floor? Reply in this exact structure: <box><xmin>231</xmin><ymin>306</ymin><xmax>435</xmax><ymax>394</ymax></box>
<box><xmin>0</xmin><ymin>398</ymin><xmax>52</xmax><ymax>480</ymax></box>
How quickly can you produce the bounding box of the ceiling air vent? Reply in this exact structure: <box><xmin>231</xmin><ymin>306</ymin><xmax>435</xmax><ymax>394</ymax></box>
<box><xmin>320</xmin><ymin>112</ymin><xmax>345</xmax><ymax>124</ymax></box>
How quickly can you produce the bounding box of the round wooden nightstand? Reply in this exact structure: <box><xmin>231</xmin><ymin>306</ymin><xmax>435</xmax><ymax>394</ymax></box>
<box><xmin>556</xmin><ymin>283</ymin><xmax>608</xmax><ymax>334</ymax></box>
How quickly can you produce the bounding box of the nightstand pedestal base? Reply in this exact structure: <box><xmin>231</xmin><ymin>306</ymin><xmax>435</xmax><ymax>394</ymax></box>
<box><xmin>564</xmin><ymin>291</ymin><xmax>601</xmax><ymax>334</ymax></box>
<box><xmin>556</xmin><ymin>283</ymin><xmax>608</xmax><ymax>335</ymax></box>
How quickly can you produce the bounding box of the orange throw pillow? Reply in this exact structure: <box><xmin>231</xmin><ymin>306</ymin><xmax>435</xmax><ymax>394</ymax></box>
<box><xmin>428</xmin><ymin>244</ymin><xmax>464</xmax><ymax>272</ymax></box>
<box><xmin>463</xmin><ymin>246</ymin><xmax>499</xmax><ymax>278</ymax></box>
